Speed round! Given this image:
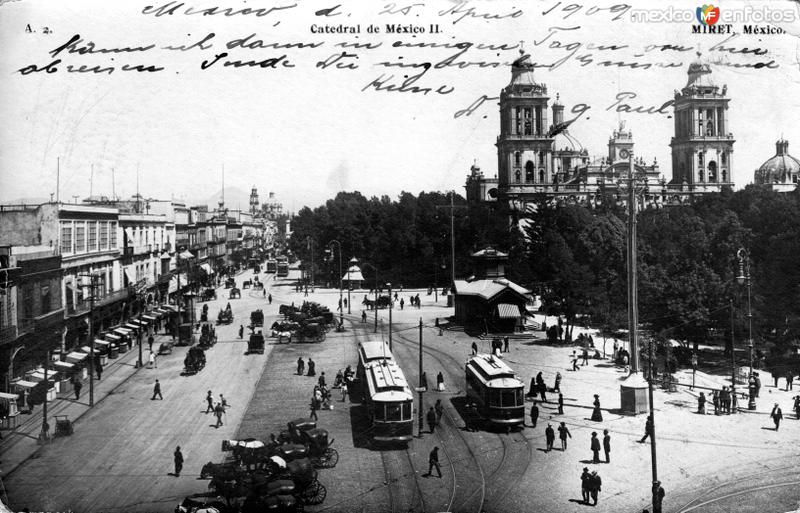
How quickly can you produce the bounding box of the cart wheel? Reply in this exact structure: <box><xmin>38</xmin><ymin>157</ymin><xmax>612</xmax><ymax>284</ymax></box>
<box><xmin>302</xmin><ymin>480</ymin><xmax>327</xmax><ymax>505</ymax></box>
<box><xmin>321</xmin><ymin>448</ymin><xmax>338</xmax><ymax>468</ymax></box>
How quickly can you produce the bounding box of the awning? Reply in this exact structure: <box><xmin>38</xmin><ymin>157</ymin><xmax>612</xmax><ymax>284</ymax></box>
<box><xmin>124</xmin><ymin>323</ymin><xmax>141</xmax><ymax>331</ymax></box>
<box><xmin>66</xmin><ymin>351</ymin><xmax>88</xmax><ymax>363</ymax></box>
<box><xmin>114</xmin><ymin>328</ymin><xmax>132</xmax><ymax>336</ymax></box>
<box><xmin>104</xmin><ymin>334</ymin><xmax>121</xmax><ymax>341</ymax></box>
<box><xmin>25</xmin><ymin>371</ymin><xmax>53</xmax><ymax>382</ymax></box>
<box><xmin>142</xmin><ymin>315</ymin><xmax>157</xmax><ymax>322</ymax></box>
<box><xmin>168</xmin><ymin>273</ymin><xmax>188</xmax><ymax>294</ymax></box>
<box><xmin>13</xmin><ymin>380</ymin><xmax>37</xmax><ymax>389</ymax></box>
<box><xmin>178</xmin><ymin>250</ymin><xmax>194</xmax><ymax>260</ymax></box>
<box><xmin>496</xmin><ymin>303</ymin><xmax>522</xmax><ymax>319</ymax></box>
<box><xmin>200</xmin><ymin>263</ymin><xmax>214</xmax><ymax>275</ymax></box>
<box><xmin>53</xmin><ymin>361</ymin><xmax>75</xmax><ymax>370</ymax></box>
<box><xmin>94</xmin><ymin>339</ymin><xmax>111</xmax><ymax>347</ymax></box>
<box><xmin>0</xmin><ymin>392</ymin><xmax>18</xmax><ymax>400</ymax></box>
<box><xmin>134</xmin><ymin>318</ymin><xmax>150</xmax><ymax>326</ymax></box>
<box><xmin>124</xmin><ymin>267</ymin><xmax>136</xmax><ymax>286</ymax></box>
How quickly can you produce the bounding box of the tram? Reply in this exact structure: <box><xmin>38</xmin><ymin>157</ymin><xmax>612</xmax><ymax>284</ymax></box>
<box><xmin>465</xmin><ymin>354</ymin><xmax>525</xmax><ymax>427</ymax></box>
<box><xmin>276</xmin><ymin>257</ymin><xmax>289</xmax><ymax>277</ymax></box>
<box><xmin>357</xmin><ymin>341</ymin><xmax>414</xmax><ymax>443</ymax></box>
<box><xmin>265</xmin><ymin>259</ymin><xmax>277</xmax><ymax>273</ymax></box>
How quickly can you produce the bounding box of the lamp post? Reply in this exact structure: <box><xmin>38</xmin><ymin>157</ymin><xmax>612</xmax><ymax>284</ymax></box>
<box><xmin>347</xmin><ymin>257</ymin><xmax>357</xmax><ymax>315</ymax></box>
<box><xmin>328</xmin><ymin>240</ymin><xmax>344</xmax><ymax>328</ymax></box>
<box><xmin>388</xmin><ymin>282</ymin><xmax>393</xmax><ymax>351</ymax></box>
<box><xmin>362</xmin><ymin>262</ymin><xmax>379</xmax><ymax>334</ymax></box>
<box><xmin>646</xmin><ymin>337</ymin><xmax>661</xmax><ymax>513</ymax></box>
<box><xmin>736</xmin><ymin>248</ymin><xmax>756</xmax><ymax>410</ymax></box>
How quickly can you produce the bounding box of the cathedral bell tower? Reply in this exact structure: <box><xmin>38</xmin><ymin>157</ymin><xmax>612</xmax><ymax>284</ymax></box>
<box><xmin>249</xmin><ymin>186</ymin><xmax>259</xmax><ymax>214</ymax></box>
<box><xmin>496</xmin><ymin>48</ymin><xmax>555</xmax><ymax>198</ymax></box>
<box><xmin>670</xmin><ymin>53</ymin><xmax>734</xmax><ymax>189</ymax></box>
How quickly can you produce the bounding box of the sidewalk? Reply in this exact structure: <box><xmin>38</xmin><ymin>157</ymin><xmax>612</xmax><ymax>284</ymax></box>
<box><xmin>0</xmin><ymin>330</ymin><xmax>173</xmax><ymax>479</ymax></box>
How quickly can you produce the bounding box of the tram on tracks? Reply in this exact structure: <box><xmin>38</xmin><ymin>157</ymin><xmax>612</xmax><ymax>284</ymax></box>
<box><xmin>357</xmin><ymin>341</ymin><xmax>414</xmax><ymax>443</ymax></box>
<box><xmin>266</xmin><ymin>259</ymin><xmax>277</xmax><ymax>273</ymax></box>
<box><xmin>465</xmin><ymin>354</ymin><xmax>526</xmax><ymax>427</ymax></box>
<box><xmin>276</xmin><ymin>257</ymin><xmax>289</xmax><ymax>277</ymax></box>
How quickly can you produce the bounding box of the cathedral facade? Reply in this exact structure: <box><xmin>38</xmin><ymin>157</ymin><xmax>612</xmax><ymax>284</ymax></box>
<box><xmin>465</xmin><ymin>51</ymin><xmax>736</xmax><ymax>210</ymax></box>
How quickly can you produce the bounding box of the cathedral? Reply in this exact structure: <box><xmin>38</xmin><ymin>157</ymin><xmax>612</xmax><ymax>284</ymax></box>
<box><xmin>753</xmin><ymin>139</ymin><xmax>799</xmax><ymax>192</ymax></box>
<box><xmin>465</xmin><ymin>50</ymin><xmax>737</xmax><ymax>210</ymax></box>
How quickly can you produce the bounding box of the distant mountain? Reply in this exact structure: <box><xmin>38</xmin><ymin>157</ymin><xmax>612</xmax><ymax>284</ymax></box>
<box><xmin>4</xmin><ymin>196</ymin><xmax>50</xmax><ymax>205</ymax></box>
<box><xmin>197</xmin><ymin>187</ymin><xmax>253</xmax><ymax>211</ymax></box>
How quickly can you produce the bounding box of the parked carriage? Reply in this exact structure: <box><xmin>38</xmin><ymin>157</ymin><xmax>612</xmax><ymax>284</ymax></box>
<box><xmin>184</xmin><ymin>346</ymin><xmax>207</xmax><ymax>375</ymax></box>
<box><xmin>225</xmin><ymin>278</ymin><xmax>236</xmax><ymax>289</ymax></box>
<box><xmin>294</xmin><ymin>323</ymin><xmax>326</xmax><ymax>343</ymax></box>
<box><xmin>217</xmin><ymin>309</ymin><xmax>233</xmax><ymax>325</ymax></box>
<box><xmin>200</xmin><ymin>288</ymin><xmax>217</xmax><ymax>302</ymax></box>
<box><xmin>175</xmin><ymin>495</ymin><xmax>229</xmax><ymax>513</ymax></box>
<box><xmin>199</xmin><ymin>323</ymin><xmax>217</xmax><ymax>349</ymax></box>
<box><xmin>229</xmin><ymin>287</ymin><xmax>241</xmax><ymax>299</ymax></box>
<box><xmin>159</xmin><ymin>340</ymin><xmax>175</xmax><ymax>355</ymax></box>
<box><xmin>248</xmin><ymin>332</ymin><xmax>266</xmax><ymax>354</ymax></box>
<box><xmin>242</xmin><ymin>280</ymin><xmax>252</xmax><ymax>289</ymax></box>
<box><xmin>280</xmin><ymin>419</ymin><xmax>338</xmax><ymax>469</ymax></box>
<box><xmin>251</xmin><ymin>310</ymin><xmax>264</xmax><ymax>327</ymax></box>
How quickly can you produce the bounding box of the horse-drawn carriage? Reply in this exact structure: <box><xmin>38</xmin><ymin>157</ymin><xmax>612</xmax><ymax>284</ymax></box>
<box><xmin>294</xmin><ymin>323</ymin><xmax>326</xmax><ymax>343</ymax></box>
<box><xmin>184</xmin><ymin>346</ymin><xmax>206</xmax><ymax>374</ymax></box>
<box><xmin>248</xmin><ymin>331</ymin><xmax>265</xmax><ymax>354</ymax></box>
<box><xmin>199</xmin><ymin>287</ymin><xmax>217</xmax><ymax>302</ymax></box>
<box><xmin>251</xmin><ymin>310</ymin><xmax>264</xmax><ymax>327</ymax></box>
<box><xmin>177</xmin><ymin>322</ymin><xmax>195</xmax><ymax>347</ymax></box>
<box><xmin>198</xmin><ymin>322</ymin><xmax>217</xmax><ymax>349</ymax></box>
<box><xmin>217</xmin><ymin>306</ymin><xmax>233</xmax><ymax>325</ymax></box>
<box><xmin>225</xmin><ymin>278</ymin><xmax>236</xmax><ymax>289</ymax></box>
<box><xmin>229</xmin><ymin>287</ymin><xmax>241</xmax><ymax>299</ymax></box>
<box><xmin>175</xmin><ymin>495</ymin><xmax>228</xmax><ymax>513</ymax></box>
<box><xmin>242</xmin><ymin>280</ymin><xmax>252</xmax><ymax>290</ymax></box>
<box><xmin>279</xmin><ymin>419</ymin><xmax>338</xmax><ymax>469</ymax></box>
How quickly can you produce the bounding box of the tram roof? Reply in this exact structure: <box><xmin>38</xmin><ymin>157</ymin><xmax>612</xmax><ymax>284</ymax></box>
<box><xmin>358</xmin><ymin>340</ymin><xmax>393</xmax><ymax>365</ymax></box>
<box><xmin>466</xmin><ymin>354</ymin><xmax>524</xmax><ymax>387</ymax></box>
<box><xmin>366</xmin><ymin>360</ymin><xmax>412</xmax><ymax>401</ymax></box>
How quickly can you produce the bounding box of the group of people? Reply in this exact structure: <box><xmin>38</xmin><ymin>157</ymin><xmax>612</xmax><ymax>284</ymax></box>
<box><xmin>527</xmin><ymin>371</ymin><xmax>561</xmax><ymax>404</ymax></box>
<box><xmin>204</xmin><ymin>389</ymin><xmax>228</xmax><ymax>428</ymax></box>
<box><xmin>399</xmin><ymin>294</ymin><xmax>421</xmax><ymax>310</ymax></box>
<box><xmin>309</xmin><ymin>371</ymin><xmax>335</xmax><ymax>419</ymax></box>
<box><xmin>490</xmin><ymin>337</ymin><xmax>510</xmax><ymax>355</ymax></box>
<box><xmin>425</xmin><ymin>399</ymin><xmax>445</xmax><ymax>433</ymax></box>
<box><xmin>697</xmin><ymin>386</ymin><xmax>737</xmax><ymax>415</ymax></box>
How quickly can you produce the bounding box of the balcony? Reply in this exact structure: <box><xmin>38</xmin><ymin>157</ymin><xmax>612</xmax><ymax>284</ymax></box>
<box><xmin>67</xmin><ymin>288</ymin><xmax>131</xmax><ymax>317</ymax></box>
<box><xmin>133</xmin><ymin>244</ymin><xmax>153</xmax><ymax>256</ymax></box>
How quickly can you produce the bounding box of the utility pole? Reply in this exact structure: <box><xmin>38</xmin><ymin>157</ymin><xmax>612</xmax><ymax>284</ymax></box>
<box><xmin>79</xmin><ymin>273</ymin><xmax>99</xmax><ymax>407</ymax></box>
<box><xmin>730</xmin><ymin>299</ymin><xmax>737</xmax><ymax>413</ymax></box>
<box><xmin>435</xmin><ymin>192</ymin><xmax>466</xmax><ymax>289</ymax></box>
<box><xmin>388</xmin><ymin>282</ymin><xmax>393</xmax><ymax>351</ymax></box>
<box><xmin>647</xmin><ymin>338</ymin><xmax>661</xmax><ymax>513</ymax></box>
<box><xmin>418</xmin><ymin>317</ymin><xmax>424</xmax><ymax>438</ymax></box>
<box><xmin>624</xmin><ymin>152</ymin><xmax>641</xmax><ymax>373</ymax></box>
<box><xmin>39</xmin><ymin>350</ymin><xmax>50</xmax><ymax>443</ymax></box>
<box><xmin>329</xmin><ymin>240</ymin><xmax>344</xmax><ymax>328</ymax></box>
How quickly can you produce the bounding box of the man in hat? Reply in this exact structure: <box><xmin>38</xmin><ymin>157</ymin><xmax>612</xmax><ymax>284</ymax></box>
<box><xmin>427</xmin><ymin>406</ymin><xmax>437</xmax><ymax>434</ymax></box>
<box><xmin>530</xmin><ymin>401</ymin><xmax>539</xmax><ymax>428</ymax></box>
<box><xmin>603</xmin><ymin>429</ymin><xmax>611</xmax><ymax>463</ymax></box>
<box><xmin>427</xmin><ymin>446</ymin><xmax>442</xmax><ymax>478</ymax></box>
<box><xmin>173</xmin><ymin>446</ymin><xmax>184</xmax><ymax>477</ymax></box>
<box><xmin>590</xmin><ymin>431</ymin><xmax>601</xmax><ymax>463</ymax></box>
<box><xmin>545</xmin><ymin>424</ymin><xmax>555</xmax><ymax>452</ymax></box>
<box><xmin>589</xmin><ymin>470</ymin><xmax>602</xmax><ymax>505</ymax></box>
<box><xmin>771</xmin><ymin>403</ymin><xmax>783</xmax><ymax>431</ymax></box>
<box><xmin>152</xmin><ymin>379</ymin><xmax>163</xmax><ymax>400</ymax></box>
<box><xmin>558</xmin><ymin>422</ymin><xmax>572</xmax><ymax>451</ymax></box>
<box><xmin>205</xmin><ymin>390</ymin><xmax>214</xmax><ymax>413</ymax></box>
<box><xmin>580</xmin><ymin>467</ymin><xmax>591</xmax><ymax>503</ymax></box>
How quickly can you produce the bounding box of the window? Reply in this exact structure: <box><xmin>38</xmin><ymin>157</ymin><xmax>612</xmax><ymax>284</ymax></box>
<box><xmin>706</xmin><ymin>121</ymin><xmax>714</xmax><ymax>136</ymax></box>
<box><xmin>539</xmin><ymin>169</ymin><xmax>545</xmax><ymax>183</ymax></box>
<box><xmin>373</xmin><ymin>404</ymin><xmax>385</xmax><ymax>421</ymax></box>
<box><xmin>74</xmin><ymin>222</ymin><xmax>86</xmax><ymax>253</ymax></box>
<box><xmin>514</xmin><ymin>151</ymin><xmax>521</xmax><ymax>166</ymax></box>
<box><xmin>513</xmin><ymin>107</ymin><xmax>522</xmax><ymax>135</ymax></box>
<box><xmin>501</xmin><ymin>390</ymin><xmax>517</xmax><ymax>407</ymax></box>
<box><xmin>22</xmin><ymin>285</ymin><xmax>34</xmax><ymax>319</ymax></box>
<box><xmin>721</xmin><ymin>153</ymin><xmax>727</xmax><ymax>165</ymax></box>
<box><xmin>489</xmin><ymin>389</ymin><xmax>501</xmax><ymax>407</ymax></box>
<box><xmin>535</xmin><ymin>106</ymin><xmax>542</xmax><ymax>135</ymax></box>
<box><xmin>100</xmin><ymin>222</ymin><xmax>108</xmax><ymax>249</ymax></box>
<box><xmin>60</xmin><ymin>222</ymin><xmax>73</xmax><ymax>254</ymax></box>
<box><xmin>386</xmin><ymin>403</ymin><xmax>402</xmax><ymax>421</ymax></box>
<box><xmin>88</xmin><ymin>222</ymin><xmax>97</xmax><ymax>251</ymax></box>
<box><xmin>708</xmin><ymin>161</ymin><xmax>717</xmax><ymax>182</ymax></box>
<box><xmin>523</xmin><ymin>108</ymin><xmax>532</xmax><ymax>135</ymax></box>
<box><xmin>698</xmin><ymin>152</ymin><xmax>704</xmax><ymax>168</ymax></box>
<box><xmin>525</xmin><ymin>161</ymin><xmax>534</xmax><ymax>182</ymax></box>
<box><xmin>40</xmin><ymin>284</ymin><xmax>51</xmax><ymax>314</ymax></box>
<box><xmin>514</xmin><ymin>169</ymin><xmax>521</xmax><ymax>183</ymax></box>
<box><xmin>109</xmin><ymin>222</ymin><xmax>117</xmax><ymax>248</ymax></box>
<box><xmin>402</xmin><ymin>401</ymin><xmax>412</xmax><ymax>420</ymax></box>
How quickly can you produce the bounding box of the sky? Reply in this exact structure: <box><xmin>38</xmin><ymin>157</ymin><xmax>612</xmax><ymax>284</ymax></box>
<box><xmin>1</xmin><ymin>0</ymin><xmax>799</xmax><ymax>213</ymax></box>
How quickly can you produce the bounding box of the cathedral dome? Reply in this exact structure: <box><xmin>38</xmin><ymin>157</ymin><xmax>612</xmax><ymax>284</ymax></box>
<box><xmin>553</xmin><ymin>131</ymin><xmax>584</xmax><ymax>153</ymax></box>
<box><xmin>755</xmin><ymin>139</ymin><xmax>800</xmax><ymax>184</ymax></box>
<box><xmin>507</xmin><ymin>49</ymin><xmax>545</xmax><ymax>92</ymax></box>
<box><xmin>686</xmin><ymin>53</ymin><xmax>716</xmax><ymax>88</ymax></box>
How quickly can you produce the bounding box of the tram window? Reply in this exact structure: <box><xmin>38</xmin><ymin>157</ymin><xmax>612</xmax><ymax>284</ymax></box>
<box><xmin>489</xmin><ymin>389</ymin><xmax>501</xmax><ymax>406</ymax></box>
<box><xmin>402</xmin><ymin>401</ymin><xmax>412</xmax><ymax>420</ymax></box>
<box><xmin>374</xmin><ymin>404</ymin><xmax>385</xmax><ymax>421</ymax></box>
<box><xmin>386</xmin><ymin>404</ymin><xmax>402</xmax><ymax>421</ymax></box>
<box><xmin>501</xmin><ymin>390</ymin><xmax>516</xmax><ymax>407</ymax></box>
<box><xmin>516</xmin><ymin>389</ymin><xmax>524</xmax><ymax>405</ymax></box>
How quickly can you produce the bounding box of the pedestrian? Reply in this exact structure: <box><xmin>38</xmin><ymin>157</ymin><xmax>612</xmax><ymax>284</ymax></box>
<box><xmin>427</xmin><ymin>406</ymin><xmax>437</xmax><ymax>433</ymax></box>
<box><xmin>698</xmin><ymin>392</ymin><xmax>706</xmax><ymax>414</ymax></box>
<box><xmin>307</xmin><ymin>358</ymin><xmax>316</xmax><ymax>376</ymax></box>
<box><xmin>319</xmin><ymin>372</ymin><xmax>327</xmax><ymax>388</ymax></box>
<box><xmin>554</xmin><ymin>371</ymin><xmax>562</xmax><ymax>393</ymax></box>
<box><xmin>755</xmin><ymin>372</ymin><xmax>762</xmax><ymax>398</ymax></box>
<box><xmin>268</xmin><ymin>293</ymin><xmax>272</xmax><ymax>305</ymax></box>
<box><xmin>427</xmin><ymin>446</ymin><xmax>442</xmax><ymax>478</ymax></box>
<box><xmin>589</xmin><ymin>470</ymin><xmax>602</xmax><ymax>505</ymax></box>
<box><xmin>219</xmin><ymin>394</ymin><xmax>228</xmax><ymax>409</ymax></box>
<box><xmin>653</xmin><ymin>481</ymin><xmax>665</xmax><ymax>513</ymax></box>
<box><xmin>73</xmin><ymin>378</ymin><xmax>82</xmax><ymax>400</ymax></box>
<box><xmin>435</xmin><ymin>399</ymin><xmax>444</xmax><ymax>424</ymax></box>
<box><xmin>590</xmin><ymin>431</ymin><xmax>601</xmax><ymax>463</ymax></box>
<box><xmin>712</xmin><ymin>390</ymin><xmax>720</xmax><ymax>415</ymax></box>
<box><xmin>297</xmin><ymin>357</ymin><xmax>305</xmax><ymax>376</ymax></box>
<box><xmin>174</xmin><ymin>446</ymin><xmax>184</xmax><ymax>477</ymax></box>
<box><xmin>309</xmin><ymin>395</ymin><xmax>318</xmax><ymax>420</ymax></box>
<box><xmin>96</xmin><ymin>361</ymin><xmax>103</xmax><ymax>381</ymax></box>
<box><xmin>774</xmin><ymin>372</ymin><xmax>779</xmax><ymax>388</ymax></box>
<box><xmin>362</xmin><ymin>310</ymin><xmax>367</xmax><ymax>323</ymax></box>
<box><xmin>152</xmin><ymin>379</ymin><xmax>163</xmax><ymax>400</ymax></box>
<box><xmin>437</xmin><ymin>371</ymin><xmax>445</xmax><ymax>392</ymax></box>
<box><xmin>612</xmin><ymin>340</ymin><xmax>619</xmax><ymax>361</ymax></box>
<box><xmin>640</xmin><ymin>414</ymin><xmax>653</xmax><ymax>443</ymax></box>
<box><xmin>215</xmin><ymin>402</ymin><xmax>225</xmax><ymax>426</ymax></box>
<box><xmin>581</xmin><ymin>467</ymin><xmax>591</xmax><ymax>503</ymax></box>
<box><xmin>503</xmin><ymin>336</ymin><xmax>509</xmax><ymax>353</ymax></box>
<box><xmin>582</xmin><ymin>347</ymin><xmax>589</xmax><ymax>366</ymax></box>
<box><xmin>149</xmin><ymin>350</ymin><xmax>157</xmax><ymax>369</ymax></box>
<box><xmin>530</xmin><ymin>401</ymin><xmax>539</xmax><ymax>428</ymax></box>
<box><xmin>591</xmin><ymin>394</ymin><xmax>603</xmax><ymax>422</ymax></box>
<box><xmin>415</xmin><ymin>293</ymin><xmax>420</xmax><ymax>308</ymax></box>
<box><xmin>558</xmin><ymin>421</ymin><xmax>572</xmax><ymax>450</ymax></box>
<box><xmin>771</xmin><ymin>403</ymin><xmax>783</xmax><ymax>431</ymax></box>
<box><xmin>263</xmin><ymin>288</ymin><xmax>266</xmax><ymax>298</ymax></box>
<box><xmin>558</xmin><ymin>393</ymin><xmax>564</xmax><ymax>414</ymax></box>
<box><xmin>148</xmin><ymin>334</ymin><xmax>154</xmax><ymax>352</ymax></box>
<box><xmin>603</xmin><ymin>429</ymin><xmax>610</xmax><ymax>463</ymax></box>
<box><xmin>400</xmin><ymin>298</ymin><xmax>404</xmax><ymax>310</ymax></box>
<box><xmin>341</xmin><ymin>381</ymin><xmax>348</xmax><ymax>402</ymax></box>
<box><xmin>343</xmin><ymin>298</ymin><xmax>347</xmax><ymax>309</ymax></box>
<box><xmin>572</xmin><ymin>353</ymin><xmax>580</xmax><ymax>372</ymax></box>
<box><xmin>238</xmin><ymin>325</ymin><xmax>244</xmax><ymax>339</ymax></box>
<box><xmin>787</xmin><ymin>373</ymin><xmax>794</xmax><ymax>391</ymax></box>
<box><xmin>205</xmin><ymin>390</ymin><xmax>214</xmax><ymax>413</ymax></box>
<box><xmin>536</xmin><ymin>372</ymin><xmax>546</xmax><ymax>402</ymax></box>
<box><xmin>471</xmin><ymin>341</ymin><xmax>478</xmax><ymax>355</ymax></box>
<box><xmin>545</xmin><ymin>424</ymin><xmax>555</xmax><ymax>451</ymax></box>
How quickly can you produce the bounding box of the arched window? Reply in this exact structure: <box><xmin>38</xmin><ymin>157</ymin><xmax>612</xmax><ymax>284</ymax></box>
<box><xmin>708</xmin><ymin>161</ymin><xmax>717</xmax><ymax>182</ymax></box>
<box><xmin>699</xmin><ymin>168</ymin><xmax>704</xmax><ymax>182</ymax></box>
<box><xmin>721</xmin><ymin>152</ymin><xmax>727</xmax><ymax>165</ymax></box>
<box><xmin>706</xmin><ymin>120</ymin><xmax>714</xmax><ymax>136</ymax></box>
<box><xmin>514</xmin><ymin>169</ymin><xmax>521</xmax><ymax>183</ymax></box>
<box><xmin>514</xmin><ymin>151</ymin><xmax>521</xmax><ymax>166</ymax></box>
<box><xmin>525</xmin><ymin>161</ymin><xmax>535</xmax><ymax>182</ymax></box>
<box><xmin>721</xmin><ymin>169</ymin><xmax>727</xmax><ymax>182</ymax></box>
<box><xmin>698</xmin><ymin>152</ymin><xmax>704</xmax><ymax>168</ymax></box>
<box><xmin>539</xmin><ymin>169</ymin><xmax>545</xmax><ymax>183</ymax></box>
<box><xmin>538</xmin><ymin>151</ymin><xmax>545</xmax><ymax>167</ymax></box>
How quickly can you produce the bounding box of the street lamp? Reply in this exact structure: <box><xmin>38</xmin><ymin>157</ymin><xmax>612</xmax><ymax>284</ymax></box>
<box><xmin>328</xmin><ymin>240</ymin><xmax>344</xmax><ymax>329</ymax></box>
<box><xmin>347</xmin><ymin>257</ymin><xmax>357</xmax><ymax>315</ymax></box>
<box><xmin>736</xmin><ymin>248</ymin><xmax>756</xmax><ymax>410</ymax></box>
